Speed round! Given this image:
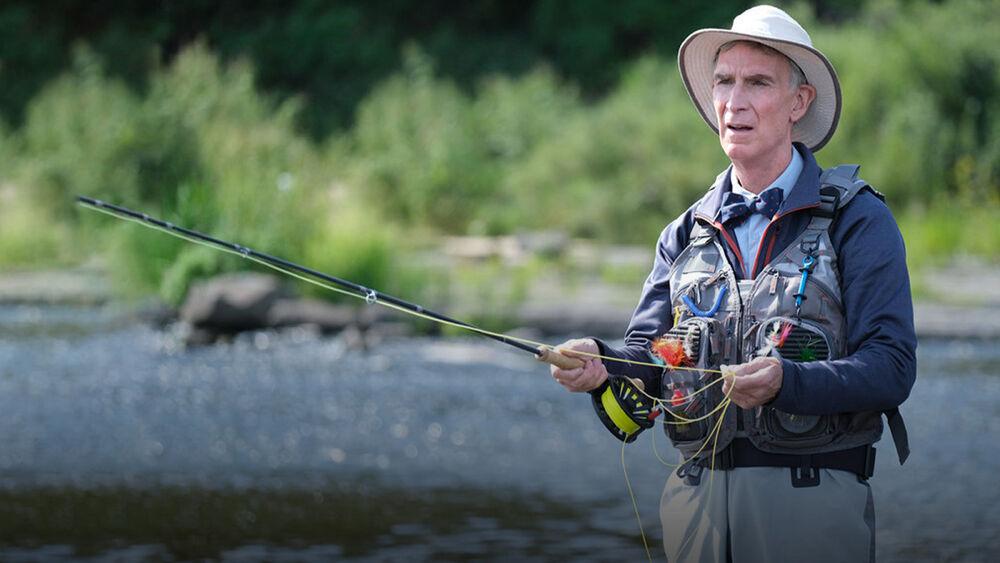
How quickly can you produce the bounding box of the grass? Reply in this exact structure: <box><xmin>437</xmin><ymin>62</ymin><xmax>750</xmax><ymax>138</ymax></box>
<box><xmin>897</xmin><ymin>201</ymin><xmax>1000</xmax><ymax>272</ymax></box>
<box><xmin>0</xmin><ymin>188</ymin><xmax>71</xmax><ymax>269</ymax></box>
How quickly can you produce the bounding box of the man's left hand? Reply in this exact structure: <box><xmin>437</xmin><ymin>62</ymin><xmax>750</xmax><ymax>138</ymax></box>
<box><xmin>721</xmin><ymin>356</ymin><xmax>783</xmax><ymax>409</ymax></box>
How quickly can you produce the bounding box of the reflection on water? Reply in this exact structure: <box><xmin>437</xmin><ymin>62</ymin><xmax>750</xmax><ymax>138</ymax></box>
<box><xmin>0</xmin><ymin>486</ymin><xmax>608</xmax><ymax>561</ymax></box>
<box><xmin>1</xmin><ymin>304</ymin><xmax>998</xmax><ymax>561</ymax></box>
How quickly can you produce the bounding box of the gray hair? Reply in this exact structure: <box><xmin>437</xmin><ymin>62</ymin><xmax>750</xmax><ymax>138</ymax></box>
<box><xmin>714</xmin><ymin>40</ymin><xmax>808</xmax><ymax>89</ymax></box>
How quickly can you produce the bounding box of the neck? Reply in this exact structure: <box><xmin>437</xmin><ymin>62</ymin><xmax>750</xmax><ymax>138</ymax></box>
<box><xmin>732</xmin><ymin>145</ymin><xmax>794</xmax><ymax>194</ymax></box>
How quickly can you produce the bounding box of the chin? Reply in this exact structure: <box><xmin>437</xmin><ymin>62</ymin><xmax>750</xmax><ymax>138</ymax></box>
<box><xmin>721</xmin><ymin>142</ymin><xmax>758</xmax><ymax>164</ymax></box>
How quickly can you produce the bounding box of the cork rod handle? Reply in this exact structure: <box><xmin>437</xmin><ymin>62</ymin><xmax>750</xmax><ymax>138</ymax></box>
<box><xmin>535</xmin><ymin>345</ymin><xmax>586</xmax><ymax>370</ymax></box>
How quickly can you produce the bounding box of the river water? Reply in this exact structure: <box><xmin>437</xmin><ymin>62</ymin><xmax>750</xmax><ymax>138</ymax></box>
<box><xmin>0</xmin><ymin>304</ymin><xmax>998</xmax><ymax>562</ymax></box>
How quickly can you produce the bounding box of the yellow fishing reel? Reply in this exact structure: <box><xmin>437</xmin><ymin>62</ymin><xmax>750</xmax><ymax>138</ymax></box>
<box><xmin>591</xmin><ymin>376</ymin><xmax>660</xmax><ymax>443</ymax></box>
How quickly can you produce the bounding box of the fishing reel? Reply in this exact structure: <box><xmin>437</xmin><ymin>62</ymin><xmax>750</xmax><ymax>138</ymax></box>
<box><xmin>591</xmin><ymin>375</ymin><xmax>660</xmax><ymax>443</ymax></box>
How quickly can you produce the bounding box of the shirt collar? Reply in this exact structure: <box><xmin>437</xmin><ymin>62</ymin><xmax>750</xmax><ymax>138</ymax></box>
<box><xmin>695</xmin><ymin>143</ymin><xmax>823</xmax><ymax>224</ymax></box>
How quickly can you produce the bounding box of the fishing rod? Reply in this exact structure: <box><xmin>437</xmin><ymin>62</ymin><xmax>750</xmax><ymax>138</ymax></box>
<box><xmin>76</xmin><ymin>196</ymin><xmax>583</xmax><ymax>370</ymax></box>
<box><xmin>76</xmin><ymin>196</ymin><xmax>716</xmax><ymax>447</ymax></box>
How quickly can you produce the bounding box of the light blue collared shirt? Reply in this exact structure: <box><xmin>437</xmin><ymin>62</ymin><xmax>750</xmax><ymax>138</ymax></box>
<box><xmin>729</xmin><ymin>147</ymin><xmax>803</xmax><ymax>276</ymax></box>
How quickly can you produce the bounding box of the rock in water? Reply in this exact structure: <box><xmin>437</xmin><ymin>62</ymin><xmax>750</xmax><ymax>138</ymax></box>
<box><xmin>180</xmin><ymin>273</ymin><xmax>290</xmax><ymax>332</ymax></box>
<box><xmin>267</xmin><ymin>298</ymin><xmax>357</xmax><ymax>333</ymax></box>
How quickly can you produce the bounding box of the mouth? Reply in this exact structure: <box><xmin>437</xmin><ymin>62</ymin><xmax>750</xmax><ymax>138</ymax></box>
<box><xmin>726</xmin><ymin>124</ymin><xmax>754</xmax><ymax>133</ymax></box>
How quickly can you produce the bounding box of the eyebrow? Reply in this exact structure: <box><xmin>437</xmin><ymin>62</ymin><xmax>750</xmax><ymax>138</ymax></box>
<box><xmin>713</xmin><ymin>71</ymin><xmax>776</xmax><ymax>83</ymax></box>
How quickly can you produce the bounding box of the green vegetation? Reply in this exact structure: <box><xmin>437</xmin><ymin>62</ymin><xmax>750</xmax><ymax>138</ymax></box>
<box><xmin>0</xmin><ymin>0</ymin><xmax>759</xmax><ymax>137</ymax></box>
<box><xmin>0</xmin><ymin>0</ymin><xmax>996</xmax><ymax>311</ymax></box>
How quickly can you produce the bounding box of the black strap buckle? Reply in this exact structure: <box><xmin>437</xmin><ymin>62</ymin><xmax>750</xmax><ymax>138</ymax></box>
<box><xmin>814</xmin><ymin>186</ymin><xmax>841</xmax><ymax>219</ymax></box>
<box><xmin>861</xmin><ymin>445</ymin><xmax>877</xmax><ymax>481</ymax></box>
<box><xmin>790</xmin><ymin>455</ymin><xmax>821</xmax><ymax>488</ymax></box>
<box><xmin>677</xmin><ymin>461</ymin><xmax>705</xmax><ymax>486</ymax></box>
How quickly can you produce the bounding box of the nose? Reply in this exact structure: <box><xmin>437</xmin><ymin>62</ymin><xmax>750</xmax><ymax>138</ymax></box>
<box><xmin>725</xmin><ymin>83</ymin><xmax>750</xmax><ymax>114</ymax></box>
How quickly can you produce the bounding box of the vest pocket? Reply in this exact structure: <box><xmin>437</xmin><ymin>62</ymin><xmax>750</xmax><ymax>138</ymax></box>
<box><xmin>749</xmin><ymin>317</ymin><xmax>839</xmax><ymax>448</ymax></box>
<box><xmin>660</xmin><ymin>317</ymin><xmax>724</xmax><ymax>447</ymax></box>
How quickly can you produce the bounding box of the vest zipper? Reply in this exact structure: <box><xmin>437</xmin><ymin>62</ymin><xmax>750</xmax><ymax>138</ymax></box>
<box><xmin>750</xmin><ymin>203</ymin><xmax>821</xmax><ymax>277</ymax></box>
<box><xmin>696</xmin><ymin>213</ymin><xmax>746</xmax><ymax>277</ymax></box>
<box><xmin>769</xmin><ymin>270</ymin><xmax>780</xmax><ymax>295</ymax></box>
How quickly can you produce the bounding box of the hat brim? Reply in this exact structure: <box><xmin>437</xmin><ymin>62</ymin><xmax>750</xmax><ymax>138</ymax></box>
<box><xmin>678</xmin><ymin>29</ymin><xmax>841</xmax><ymax>152</ymax></box>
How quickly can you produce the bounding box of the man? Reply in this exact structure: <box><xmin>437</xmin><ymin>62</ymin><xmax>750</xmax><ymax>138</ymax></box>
<box><xmin>550</xmin><ymin>5</ymin><xmax>916</xmax><ymax>562</ymax></box>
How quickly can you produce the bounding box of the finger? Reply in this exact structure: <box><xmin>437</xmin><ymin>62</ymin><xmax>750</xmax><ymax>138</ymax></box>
<box><xmin>559</xmin><ymin>346</ymin><xmax>595</xmax><ymax>360</ymax></box>
<box><xmin>552</xmin><ymin>368</ymin><xmax>584</xmax><ymax>388</ymax></box>
<box><xmin>576</xmin><ymin>365</ymin><xmax>608</xmax><ymax>392</ymax></box>
<box><xmin>566</xmin><ymin>360</ymin><xmax>605</xmax><ymax>392</ymax></box>
<box><xmin>553</xmin><ymin>366</ymin><xmax>585</xmax><ymax>379</ymax></box>
<box><xmin>727</xmin><ymin>357</ymin><xmax>772</xmax><ymax>378</ymax></box>
<box><xmin>738</xmin><ymin>364</ymin><xmax>781</xmax><ymax>389</ymax></box>
<box><xmin>732</xmin><ymin>380</ymin><xmax>777</xmax><ymax>408</ymax></box>
<box><xmin>746</xmin><ymin>356</ymin><xmax>779</xmax><ymax>374</ymax></box>
<box><xmin>567</xmin><ymin>360</ymin><xmax>597</xmax><ymax>390</ymax></box>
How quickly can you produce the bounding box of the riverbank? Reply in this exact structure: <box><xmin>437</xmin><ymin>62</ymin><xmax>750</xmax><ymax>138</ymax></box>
<box><xmin>1</xmin><ymin>255</ymin><xmax>998</xmax><ymax>340</ymax></box>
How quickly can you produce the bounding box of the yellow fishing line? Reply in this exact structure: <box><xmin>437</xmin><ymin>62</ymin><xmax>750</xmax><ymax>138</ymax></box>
<box><xmin>650</xmin><ymin>375</ymin><xmax>735</xmax><ymax>466</ymax></box>
<box><xmin>634</xmin><ymin>369</ymin><xmax>728</xmax><ymax>413</ymax></box>
<box><xmin>659</xmin><ymin>393</ymin><xmax>732</xmax><ymax>426</ymax></box>
<box><xmin>621</xmin><ymin>436</ymin><xmax>653</xmax><ymax>563</ymax></box>
<box><xmin>650</xmin><ymin>416</ymin><xmax>681</xmax><ymax>468</ymax></box>
<box><xmin>674</xmin><ymin>402</ymin><xmax>726</xmax><ymax>475</ymax></box>
<box><xmin>626</xmin><ymin>374</ymin><xmax>731</xmax><ymax>426</ymax></box>
<box><xmin>681</xmin><ymin>399</ymin><xmax>730</xmax><ymax>462</ymax></box>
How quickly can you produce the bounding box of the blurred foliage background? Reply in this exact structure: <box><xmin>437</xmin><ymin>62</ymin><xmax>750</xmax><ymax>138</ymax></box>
<box><xmin>0</xmin><ymin>0</ymin><xmax>996</xmax><ymax>306</ymax></box>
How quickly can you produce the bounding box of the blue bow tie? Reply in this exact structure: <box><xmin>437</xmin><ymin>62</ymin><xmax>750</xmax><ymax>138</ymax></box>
<box><xmin>718</xmin><ymin>188</ymin><xmax>784</xmax><ymax>226</ymax></box>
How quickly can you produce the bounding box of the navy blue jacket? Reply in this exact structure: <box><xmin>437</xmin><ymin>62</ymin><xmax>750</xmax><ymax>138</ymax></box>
<box><xmin>598</xmin><ymin>144</ymin><xmax>917</xmax><ymax>416</ymax></box>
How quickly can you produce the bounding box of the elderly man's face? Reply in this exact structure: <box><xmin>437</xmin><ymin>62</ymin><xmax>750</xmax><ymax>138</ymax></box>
<box><xmin>712</xmin><ymin>43</ymin><xmax>813</xmax><ymax>167</ymax></box>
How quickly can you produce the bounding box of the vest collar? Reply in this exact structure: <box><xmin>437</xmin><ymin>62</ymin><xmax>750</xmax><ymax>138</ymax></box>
<box><xmin>694</xmin><ymin>142</ymin><xmax>823</xmax><ymax>224</ymax></box>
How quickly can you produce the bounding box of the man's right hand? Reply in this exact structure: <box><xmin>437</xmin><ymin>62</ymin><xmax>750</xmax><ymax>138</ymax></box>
<box><xmin>549</xmin><ymin>338</ymin><xmax>608</xmax><ymax>393</ymax></box>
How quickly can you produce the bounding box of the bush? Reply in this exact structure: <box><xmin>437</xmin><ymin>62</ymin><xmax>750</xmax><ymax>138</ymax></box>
<box><xmin>19</xmin><ymin>47</ymin><xmax>147</xmax><ymax>217</ymax></box>
<box><xmin>468</xmin><ymin>67</ymin><xmax>584</xmax><ymax>234</ymax></box>
<box><xmin>300</xmin><ymin>196</ymin><xmax>425</xmax><ymax>305</ymax></box>
<box><xmin>9</xmin><ymin>44</ymin><xmax>336</xmax><ymax>303</ymax></box>
<box><xmin>0</xmin><ymin>185</ymin><xmax>69</xmax><ymax>268</ymax></box>
<box><xmin>348</xmin><ymin>46</ymin><xmax>497</xmax><ymax>233</ymax></box>
<box><xmin>818</xmin><ymin>0</ymin><xmax>1000</xmax><ymax>204</ymax></box>
<box><xmin>504</xmin><ymin>56</ymin><xmax>726</xmax><ymax>243</ymax></box>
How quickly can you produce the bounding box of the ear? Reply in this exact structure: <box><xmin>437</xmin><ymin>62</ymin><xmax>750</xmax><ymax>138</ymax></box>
<box><xmin>790</xmin><ymin>84</ymin><xmax>817</xmax><ymax>123</ymax></box>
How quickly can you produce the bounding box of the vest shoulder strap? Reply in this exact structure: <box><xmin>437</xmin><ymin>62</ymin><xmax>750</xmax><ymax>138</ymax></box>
<box><xmin>816</xmin><ymin>167</ymin><xmax>911</xmax><ymax>465</ymax></box>
<box><xmin>814</xmin><ymin>164</ymin><xmax>883</xmax><ymax>220</ymax></box>
<box><xmin>885</xmin><ymin>407</ymin><xmax>910</xmax><ymax>465</ymax></box>
<box><xmin>688</xmin><ymin>222</ymin><xmax>714</xmax><ymax>246</ymax></box>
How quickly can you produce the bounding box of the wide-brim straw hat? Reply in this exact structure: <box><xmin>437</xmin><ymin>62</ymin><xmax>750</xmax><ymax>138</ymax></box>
<box><xmin>678</xmin><ymin>5</ymin><xmax>841</xmax><ymax>151</ymax></box>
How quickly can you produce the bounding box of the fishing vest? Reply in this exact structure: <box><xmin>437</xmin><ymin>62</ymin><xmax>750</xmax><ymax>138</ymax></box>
<box><xmin>660</xmin><ymin>165</ymin><xmax>908</xmax><ymax>462</ymax></box>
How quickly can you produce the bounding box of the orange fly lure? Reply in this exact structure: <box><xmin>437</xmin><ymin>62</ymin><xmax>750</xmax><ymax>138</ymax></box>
<box><xmin>651</xmin><ymin>337</ymin><xmax>689</xmax><ymax>368</ymax></box>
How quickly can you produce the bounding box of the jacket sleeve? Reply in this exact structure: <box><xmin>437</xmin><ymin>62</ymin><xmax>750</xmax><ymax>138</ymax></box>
<box><xmin>770</xmin><ymin>191</ymin><xmax>917</xmax><ymax>415</ymax></box>
<box><xmin>594</xmin><ymin>208</ymin><xmax>697</xmax><ymax>396</ymax></box>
